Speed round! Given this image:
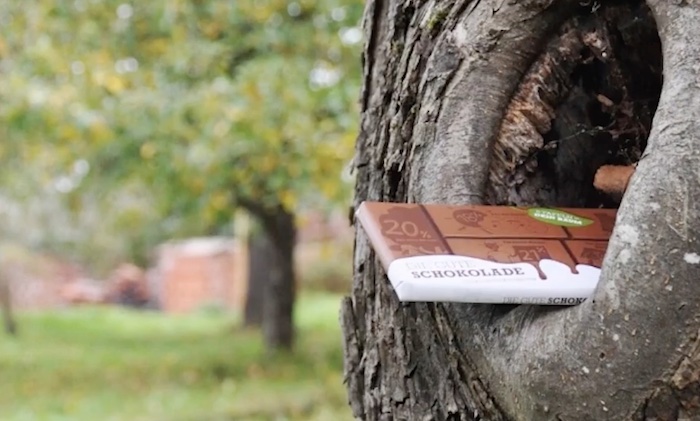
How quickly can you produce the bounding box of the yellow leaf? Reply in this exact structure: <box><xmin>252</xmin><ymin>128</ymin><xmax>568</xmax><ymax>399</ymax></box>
<box><xmin>88</xmin><ymin>121</ymin><xmax>112</xmax><ymax>145</ymax></box>
<box><xmin>187</xmin><ymin>177</ymin><xmax>204</xmax><ymax>194</ymax></box>
<box><xmin>243</xmin><ymin>83</ymin><xmax>261</xmax><ymax>104</ymax></box>
<box><xmin>200</xmin><ymin>21</ymin><xmax>222</xmax><ymax>39</ymax></box>
<box><xmin>258</xmin><ymin>155</ymin><xmax>276</xmax><ymax>173</ymax></box>
<box><xmin>280</xmin><ymin>190</ymin><xmax>297</xmax><ymax>212</ymax></box>
<box><xmin>319</xmin><ymin>179</ymin><xmax>338</xmax><ymax>199</ymax></box>
<box><xmin>145</xmin><ymin>38</ymin><xmax>169</xmax><ymax>56</ymax></box>
<box><xmin>140</xmin><ymin>142</ymin><xmax>157</xmax><ymax>160</ymax></box>
<box><xmin>211</xmin><ymin>191</ymin><xmax>229</xmax><ymax>210</ymax></box>
<box><xmin>104</xmin><ymin>74</ymin><xmax>126</xmax><ymax>94</ymax></box>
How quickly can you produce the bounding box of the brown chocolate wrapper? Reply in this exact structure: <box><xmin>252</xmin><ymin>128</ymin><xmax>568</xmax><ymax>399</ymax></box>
<box><xmin>355</xmin><ymin>201</ymin><xmax>617</xmax><ymax>277</ymax></box>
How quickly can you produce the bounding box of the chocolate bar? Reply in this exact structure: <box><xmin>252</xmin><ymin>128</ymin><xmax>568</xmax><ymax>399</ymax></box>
<box><xmin>355</xmin><ymin>201</ymin><xmax>617</xmax><ymax>305</ymax></box>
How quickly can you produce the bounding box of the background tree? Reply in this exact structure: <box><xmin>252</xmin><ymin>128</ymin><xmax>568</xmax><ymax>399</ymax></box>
<box><xmin>0</xmin><ymin>273</ymin><xmax>17</xmax><ymax>336</ymax></box>
<box><xmin>0</xmin><ymin>0</ymin><xmax>364</xmax><ymax>350</ymax></box>
<box><xmin>244</xmin><ymin>224</ymin><xmax>272</xmax><ymax>328</ymax></box>
<box><xmin>342</xmin><ymin>0</ymin><xmax>700</xmax><ymax>419</ymax></box>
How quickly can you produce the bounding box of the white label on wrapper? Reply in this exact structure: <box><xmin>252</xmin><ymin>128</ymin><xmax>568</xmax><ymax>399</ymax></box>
<box><xmin>386</xmin><ymin>255</ymin><xmax>600</xmax><ymax>305</ymax></box>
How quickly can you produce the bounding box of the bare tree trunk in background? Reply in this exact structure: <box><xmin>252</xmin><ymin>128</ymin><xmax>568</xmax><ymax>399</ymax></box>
<box><xmin>342</xmin><ymin>1</ymin><xmax>700</xmax><ymax>420</ymax></box>
<box><xmin>242</xmin><ymin>201</ymin><xmax>297</xmax><ymax>351</ymax></box>
<box><xmin>243</xmin><ymin>230</ymin><xmax>271</xmax><ymax>327</ymax></box>
<box><xmin>260</xmin><ymin>207</ymin><xmax>296</xmax><ymax>351</ymax></box>
<box><xmin>0</xmin><ymin>273</ymin><xmax>17</xmax><ymax>336</ymax></box>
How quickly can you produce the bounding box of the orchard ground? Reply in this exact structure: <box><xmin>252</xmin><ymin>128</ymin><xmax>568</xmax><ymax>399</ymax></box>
<box><xmin>0</xmin><ymin>292</ymin><xmax>352</xmax><ymax>421</ymax></box>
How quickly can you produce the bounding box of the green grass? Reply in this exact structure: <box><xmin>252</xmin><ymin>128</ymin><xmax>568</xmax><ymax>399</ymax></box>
<box><xmin>0</xmin><ymin>293</ymin><xmax>353</xmax><ymax>421</ymax></box>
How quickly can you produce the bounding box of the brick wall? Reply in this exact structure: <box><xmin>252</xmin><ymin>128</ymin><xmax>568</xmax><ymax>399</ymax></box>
<box><xmin>153</xmin><ymin>238</ymin><xmax>247</xmax><ymax>314</ymax></box>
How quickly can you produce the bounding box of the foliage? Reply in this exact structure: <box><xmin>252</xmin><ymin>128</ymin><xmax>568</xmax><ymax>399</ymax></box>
<box><xmin>0</xmin><ymin>0</ymin><xmax>364</xmax><ymax>272</ymax></box>
<box><xmin>0</xmin><ymin>293</ymin><xmax>350</xmax><ymax>420</ymax></box>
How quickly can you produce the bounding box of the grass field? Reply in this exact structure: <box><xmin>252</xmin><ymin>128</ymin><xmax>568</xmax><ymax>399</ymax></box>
<box><xmin>0</xmin><ymin>293</ymin><xmax>353</xmax><ymax>421</ymax></box>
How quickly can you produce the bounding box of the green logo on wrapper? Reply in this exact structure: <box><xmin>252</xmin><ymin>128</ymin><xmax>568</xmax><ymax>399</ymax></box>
<box><xmin>527</xmin><ymin>208</ymin><xmax>593</xmax><ymax>227</ymax></box>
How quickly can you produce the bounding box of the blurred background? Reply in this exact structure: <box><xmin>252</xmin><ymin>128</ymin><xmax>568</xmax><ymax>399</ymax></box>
<box><xmin>0</xmin><ymin>1</ymin><xmax>363</xmax><ymax>420</ymax></box>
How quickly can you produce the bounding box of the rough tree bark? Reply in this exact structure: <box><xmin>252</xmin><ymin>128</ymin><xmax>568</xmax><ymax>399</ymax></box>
<box><xmin>342</xmin><ymin>1</ymin><xmax>699</xmax><ymax>420</ymax></box>
<box><xmin>242</xmin><ymin>201</ymin><xmax>297</xmax><ymax>350</ymax></box>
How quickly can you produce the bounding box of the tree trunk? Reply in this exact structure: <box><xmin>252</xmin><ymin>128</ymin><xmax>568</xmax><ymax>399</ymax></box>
<box><xmin>342</xmin><ymin>1</ymin><xmax>699</xmax><ymax>420</ymax></box>
<box><xmin>0</xmin><ymin>274</ymin><xmax>17</xmax><ymax>336</ymax></box>
<box><xmin>243</xmin><ymin>201</ymin><xmax>297</xmax><ymax>351</ymax></box>
<box><xmin>243</xmin><ymin>230</ymin><xmax>272</xmax><ymax>327</ymax></box>
<box><xmin>260</xmin><ymin>206</ymin><xmax>296</xmax><ymax>351</ymax></box>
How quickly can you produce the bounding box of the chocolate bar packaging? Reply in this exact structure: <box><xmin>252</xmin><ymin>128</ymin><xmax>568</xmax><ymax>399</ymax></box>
<box><xmin>355</xmin><ymin>201</ymin><xmax>617</xmax><ymax>305</ymax></box>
